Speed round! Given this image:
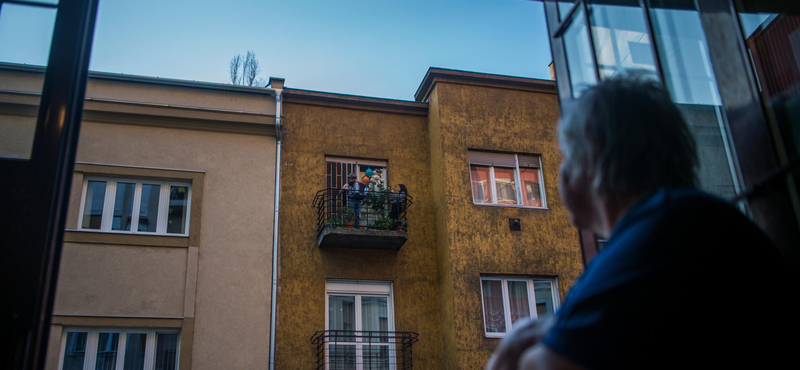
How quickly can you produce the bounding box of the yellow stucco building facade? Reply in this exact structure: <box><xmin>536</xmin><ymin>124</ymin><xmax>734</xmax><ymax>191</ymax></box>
<box><xmin>275</xmin><ymin>68</ymin><xmax>584</xmax><ymax>369</ymax></box>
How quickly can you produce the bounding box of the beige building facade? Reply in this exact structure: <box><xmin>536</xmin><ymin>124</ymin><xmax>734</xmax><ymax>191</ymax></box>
<box><xmin>1</xmin><ymin>63</ymin><xmax>281</xmax><ymax>370</ymax></box>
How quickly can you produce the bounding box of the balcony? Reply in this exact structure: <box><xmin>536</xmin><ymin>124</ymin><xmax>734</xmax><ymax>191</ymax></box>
<box><xmin>313</xmin><ymin>188</ymin><xmax>413</xmax><ymax>250</ymax></box>
<box><xmin>311</xmin><ymin>330</ymin><xmax>419</xmax><ymax>370</ymax></box>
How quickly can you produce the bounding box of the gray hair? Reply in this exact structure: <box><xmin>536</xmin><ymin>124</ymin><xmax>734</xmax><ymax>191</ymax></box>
<box><xmin>558</xmin><ymin>73</ymin><xmax>699</xmax><ymax>202</ymax></box>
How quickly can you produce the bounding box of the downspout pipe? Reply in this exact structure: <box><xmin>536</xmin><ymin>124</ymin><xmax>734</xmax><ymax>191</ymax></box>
<box><xmin>268</xmin><ymin>88</ymin><xmax>282</xmax><ymax>370</ymax></box>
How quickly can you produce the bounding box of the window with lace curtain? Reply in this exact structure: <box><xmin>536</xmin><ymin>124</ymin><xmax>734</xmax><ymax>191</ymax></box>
<box><xmin>480</xmin><ymin>276</ymin><xmax>559</xmax><ymax>338</ymax></box>
<box><xmin>468</xmin><ymin>151</ymin><xmax>546</xmax><ymax>208</ymax></box>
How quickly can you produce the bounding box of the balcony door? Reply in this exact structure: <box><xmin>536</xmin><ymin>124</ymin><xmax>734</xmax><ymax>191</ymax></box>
<box><xmin>325</xmin><ymin>281</ymin><xmax>395</xmax><ymax>370</ymax></box>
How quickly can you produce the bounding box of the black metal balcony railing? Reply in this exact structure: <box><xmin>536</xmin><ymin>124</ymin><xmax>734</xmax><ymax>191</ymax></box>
<box><xmin>311</xmin><ymin>330</ymin><xmax>419</xmax><ymax>370</ymax></box>
<box><xmin>313</xmin><ymin>188</ymin><xmax>413</xmax><ymax>233</ymax></box>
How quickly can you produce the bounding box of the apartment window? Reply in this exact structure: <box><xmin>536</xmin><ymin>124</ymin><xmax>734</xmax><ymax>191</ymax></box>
<box><xmin>78</xmin><ymin>177</ymin><xmax>191</xmax><ymax>236</ymax></box>
<box><xmin>326</xmin><ymin>157</ymin><xmax>388</xmax><ymax>189</ymax></box>
<box><xmin>468</xmin><ymin>151</ymin><xmax>546</xmax><ymax>208</ymax></box>
<box><xmin>58</xmin><ymin>328</ymin><xmax>179</xmax><ymax>370</ymax></box>
<box><xmin>325</xmin><ymin>280</ymin><xmax>394</xmax><ymax>370</ymax></box>
<box><xmin>480</xmin><ymin>276</ymin><xmax>559</xmax><ymax>338</ymax></box>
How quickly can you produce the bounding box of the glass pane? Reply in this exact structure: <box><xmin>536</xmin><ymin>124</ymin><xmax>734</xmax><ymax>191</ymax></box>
<box><xmin>649</xmin><ymin>1</ymin><xmax>740</xmax><ymax>199</ymax></box>
<box><xmin>154</xmin><ymin>333</ymin><xmax>179</xmax><ymax>370</ymax></box>
<box><xmin>61</xmin><ymin>332</ymin><xmax>87</xmax><ymax>370</ymax></box>
<box><xmin>82</xmin><ymin>181</ymin><xmax>107</xmax><ymax>229</ymax></box>
<box><xmin>167</xmin><ymin>186</ymin><xmax>188</xmax><ymax>234</ymax></box>
<box><xmin>470</xmin><ymin>165</ymin><xmax>493</xmax><ymax>203</ymax></box>
<box><xmin>520</xmin><ymin>167</ymin><xmax>543</xmax><ymax>207</ymax></box>
<box><xmin>112</xmin><ymin>182</ymin><xmax>135</xmax><ymax>231</ymax></box>
<box><xmin>362</xmin><ymin>296</ymin><xmax>389</xmax><ymax>343</ymax></box>
<box><xmin>328</xmin><ymin>345</ymin><xmax>356</xmax><ymax>370</ymax></box>
<box><xmin>138</xmin><ymin>184</ymin><xmax>160</xmax><ymax>232</ymax></box>
<box><xmin>0</xmin><ymin>3</ymin><xmax>57</xmax><ymax>159</ymax></box>
<box><xmin>123</xmin><ymin>333</ymin><xmax>147</xmax><ymax>370</ymax></box>
<box><xmin>329</xmin><ymin>295</ymin><xmax>356</xmax><ymax>342</ymax></box>
<box><xmin>563</xmin><ymin>5</ymin><xmax>598</xmax><ymax>97</ymax></box>
<box><xmin>363</xmin><ymin>346</ymin><xmax>390</xmax><ymax>370</ymax></box>
<box><xmin>557</xmin><ymin>0</ymin><xmax>576</xmax><ymax>22</ymax></box>
<box><xmin>494</xmin><ymin>167</ymin><xmax>517</xmax><ymax>204</ymax></box>
<box><xmin>587</xmin><ymin>0</ymin><xmax>658</xmax><ymax>80</ymax></box>
<box><xmin>481</xmin><ymin>280</ymin><xmax>507</xmax><ymax>333</ymax></box>
<box><xmin>738</xmin><ymin>9</ymin><xmax>800</xmax><ymax>166</ymax></box>
<box><xmin>95</xmin><ymin>332</ymin><xmax>119</xmax><ymax>370</ymax></box>
<box><xmin>534</xmin><ymin>281</ymin><xmax>556</xmax><ymax>317</ymax></box>
<box><xmin>508</xmin><ymin>281</ymin><xmax>531</xmax><ymax>326</ymax></box>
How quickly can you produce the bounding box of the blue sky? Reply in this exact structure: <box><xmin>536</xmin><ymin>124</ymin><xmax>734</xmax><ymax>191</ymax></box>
<box><xmin>0</xmin><ymin>0</ymin><xmax>552</xmax><ymax>100</ymax></box>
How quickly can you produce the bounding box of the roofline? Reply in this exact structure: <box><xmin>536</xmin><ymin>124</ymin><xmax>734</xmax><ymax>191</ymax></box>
<box><xmin>0</xmin><ymin>61</ymin><xmax>278</xmax><ymax>96</ymax></box>
<box><xmin>282</xmin><ymin>88</ymin><xmax>428</xmax><ymax>115</ymax></box>
<box><xmin>414</xmin><ymin>67</ymin><xmax>556</xmax><ymax>102</ymax></box>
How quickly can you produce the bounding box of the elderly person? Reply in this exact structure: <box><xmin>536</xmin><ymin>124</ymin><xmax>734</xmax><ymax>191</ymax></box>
<box><xmin>487</xmin><ymin>75</ymin><xmax>793</xmax><ymax>370</ymax></box>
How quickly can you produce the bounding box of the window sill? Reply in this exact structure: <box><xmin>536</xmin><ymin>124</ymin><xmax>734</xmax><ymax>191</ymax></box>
<box><xmin>485</xmin><ymin>333</ymin><xmax>506</xmax><ymax>339</ymax></box>
<box><xmin>473</xmin><ymin>203</ymin><xmax>549</xmax><ymax>210</ymax></box>
<box><xmin>64</xmin><ymin>229</ymin><xmax>190</xmax><ymax>248</ymax></box>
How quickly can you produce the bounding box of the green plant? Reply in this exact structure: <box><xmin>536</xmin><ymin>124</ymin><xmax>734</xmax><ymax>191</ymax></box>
<box><xmin>393</xmin><ymin>219</ymin><xmax>408</xmax><ymax>229</ymax></box>
<box><xmin>366</xmin><ymin>189</ymin><xmax>389</xmax><ymax>214</ymax></box>
<box><xmin>373</xmin><ymin>216</ymin><xmax>395</xmax><ymax>229</ymax></box>
<box><xmin>327</xmin><ymin>217</ymin><xmax>342</xmax><ymax>228</ymax></box>
<box><xmin>339</xmin><ymin>205</ymin><xmax>355</xmax><ymax>224</ymax></box>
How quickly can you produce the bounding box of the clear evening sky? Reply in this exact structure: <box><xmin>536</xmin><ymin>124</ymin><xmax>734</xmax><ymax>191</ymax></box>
<box><xmin>0</xmin><ymin>0</ymin><xmax>552</xmax><ymax>100</ymax></box>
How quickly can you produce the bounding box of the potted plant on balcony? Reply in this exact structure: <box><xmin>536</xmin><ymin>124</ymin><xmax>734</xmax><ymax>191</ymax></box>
<box><xmin>394</xmin><ymin>219</ymin><xmax>408</xmax><ymax>232</ymax></box>
<box><xmin>373</xmin><ymin>216</ymin><xmax>395</xmax><ymax>230</ymax></box>
<box><xmin>339</xmin><ymin>205</ymin><xmax>355</xmax><ymax>228</ymax></box>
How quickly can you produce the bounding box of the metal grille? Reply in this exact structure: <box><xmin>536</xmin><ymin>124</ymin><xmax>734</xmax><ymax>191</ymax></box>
<box><xmin>313</xmin><ymin>188</ymin><xmax>412</xmax><ymax>234</ymax></box>
<box><xmin>311</xmin><ymin>330</ymin><xmax>419</xmax><ymax>370</ymax></box>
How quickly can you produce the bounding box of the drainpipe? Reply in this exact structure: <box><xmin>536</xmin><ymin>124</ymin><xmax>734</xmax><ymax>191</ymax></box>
<box><xmin>267</xmin><ymin>78</ymin><xmax>284</xmax><ymax>370</ymax></box>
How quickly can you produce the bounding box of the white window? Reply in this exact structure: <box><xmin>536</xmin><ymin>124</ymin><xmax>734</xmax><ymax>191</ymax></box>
<box><xmin>78</xmin><ymin>177</ymin><xmax>191</xmax><ymax>236</ymax></box>
<box><xmin>480</xmin><ymin>276</ymin><xmax>559</xmax><ymax>338</ymax></box>
<box><xmin>325</xmin><ymin>280</ymin><xmax>395</xmax><ymax>370</ymax></box>
<box><xmin>58</xmin><ymin>328</ymin><xmax>180</xmax><ymax>370</ymax></box>
<box><xmin>326</xmin><ymin>157</ymin><xmax>388</xmax><ymax>189</ymax></box>
<box><xmin>468</xmin><ymin>151</ymin><xmax>546</xmax><ymax>208</ymax></box>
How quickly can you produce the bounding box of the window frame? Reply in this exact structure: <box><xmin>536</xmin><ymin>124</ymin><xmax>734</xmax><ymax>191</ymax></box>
<box><xmin>56</xmin><ymin>327</ymin><xmax>181</xmax><ymax>370</ymax></box>
<box><xmin>468</xmin><ymin>151</ymin><xmax>548</xmax><ymax>209</ymax></box>
<box><xmin>324</xmin><ymin>280</ymin><xmax>396</xmax><ymax>370</ymax></box>
<box><xmin>77</xmin><ymin>176</ymin><xmax>192</xmax><ymax>237</ymax></box>
<box><xmin>479</xmin><ymin>276</ymin><xmax>560</xmax><ymax>339</ymax></box>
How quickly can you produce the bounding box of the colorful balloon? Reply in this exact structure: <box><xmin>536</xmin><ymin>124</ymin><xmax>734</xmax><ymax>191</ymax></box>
<box><xmin>366</xmin><ymin>168</ymin><xmax>373</xmax><ymax>177</ymax></box>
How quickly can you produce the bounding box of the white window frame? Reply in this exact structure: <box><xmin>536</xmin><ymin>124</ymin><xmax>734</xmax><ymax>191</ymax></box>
<box><xmin>468</xmin><ymin>152</ymin><xmax>548</xmax><ymax>209</ymax></box>
<box><xmin>479</xmin><ymin>276</ymin><xmax>560</xmax><ymax>338</ymax></box>
<box><xmin>324</xmin><ymin>280</ymin><xmax>395</xmax><ymax>370</ymax></box>
<box><xmin>77</xmin><ymin>177</ymin><xmax>192</xmax><ymax>236</ymax></box>
<box><xmin>56</xmin><ymin>327</ymin><xmax>180</xmax><ymax>370</ymax></box>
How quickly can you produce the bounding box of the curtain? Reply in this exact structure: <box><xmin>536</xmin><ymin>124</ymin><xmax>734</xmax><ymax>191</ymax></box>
<box><xmin>481</xmin><ymin>280</ymin><xmax>507</xmax><ymax>333</ymax></box>
<box><xmin>154</xmin><ymin>333</ymin><xmax>179</xmax><ymax>370</ymax></box>
<box><xmin>508</xmin><ymin>281</ymin><xmax>531</xmax><ymax>326</ymax></box>
<box><xmin>123</xmin><ymin>333</ymin><xmax>146</xmax><ymax>370</ymax></box>
<box><xmin>329</xmin><ymin>295</ymin><xmax>356</xmax><ymax>342</ymax></box>
<box><xmin>470</xmin><ymin>165</ymin><xmax>493</xmax><ymax>203</ymax></box>
<box><xmin>94</xmin><ymin>333</ymin><xmax>119</xmax><ymax>370</ymax></box>
<box><xmin>520</xmin><ymin>167</ymin><xmax>542</xmax><ymax>207</ymax></box>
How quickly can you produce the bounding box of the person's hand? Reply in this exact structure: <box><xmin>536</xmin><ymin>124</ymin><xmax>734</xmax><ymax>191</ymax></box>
<box><xmin>486</xmin><ymin>316</ymin><xmax>556</xmax><ymax>370</ymax></box>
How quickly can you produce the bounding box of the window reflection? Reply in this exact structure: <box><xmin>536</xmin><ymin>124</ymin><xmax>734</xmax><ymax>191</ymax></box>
<box><xmin>739</xmin><ymin>10</ymin><xmax>800</xmax><ymax>165</ymax></box>
<box><xmin>82</xmin><ymin>181</ymin><xmax>106</xmax><ymax>229</ymax></box>
<box><xmin>649</xmin><ymin>1</ymin><xmax>741</xmax><ymax>199</ymax></box>
<box><xmin>563</xmin><ymin>5</ymin><xmax>598</xmax><ymax>97</ymax></box>
<box><xmin>167</xmin><ymin>186</ymin><xmax>188</xmax><ymax>234</ymax></box>
<box><xmin>587</xmin><ymin>0</ymin><xmax>658</xmax><ymax>79</ymax></box>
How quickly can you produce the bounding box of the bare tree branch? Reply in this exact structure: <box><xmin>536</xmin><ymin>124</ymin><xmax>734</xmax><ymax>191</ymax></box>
<box><xmin>243</xmin><ymin>50</ymin><xmax>261</xmax><ymax>86</ymax></box>
<box><xmin>229</xmin><ymin>54</ymin><xmax>242</xmax><ymax>85</ymax></box>
<box><xmin>229</xmin><ymin>50</ymin><xmax>264</xmax><ymax>86</ymax></box>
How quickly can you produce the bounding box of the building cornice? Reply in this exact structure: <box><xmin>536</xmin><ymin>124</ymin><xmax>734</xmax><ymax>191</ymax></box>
<box><xmin>0</xmin><ymin>61</ymin><xmax>277</xmax><ymax>96</ymax></box>
<box><xmin>0</xmin><ymin>90</ymin><xmax>277</xmax><ymax>136</ymax></box>
<box><xmin>282</xmin><ymin>88</ymin><xmax>428</xmax><ymax>116</ymax></box>
<box><xmin>414</xmin><ymin>67</ymin><xmax>557</xmax><ymax>102</ymax></box>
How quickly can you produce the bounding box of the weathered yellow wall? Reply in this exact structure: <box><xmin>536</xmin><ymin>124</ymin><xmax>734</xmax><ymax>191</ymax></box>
<box><xmin>276</xmin><ymin>101</ymin><xmax>444</xmax><ymax>369</ymax></box>
<box><xmin>430</xmin><ymin>82</ymin><xmax>584</xmax><ymax>369</ymax></box>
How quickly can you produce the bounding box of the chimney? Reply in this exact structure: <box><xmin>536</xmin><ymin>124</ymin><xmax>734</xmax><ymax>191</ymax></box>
<box><xmin>548</xmin><ymin>61</ymin><xmax>556</xmax><ymax>81</ymax></box>
<box><xmin>267</xmin><ymin>77</ymin><xmax>285</xmax><ymax>90</ymax></box>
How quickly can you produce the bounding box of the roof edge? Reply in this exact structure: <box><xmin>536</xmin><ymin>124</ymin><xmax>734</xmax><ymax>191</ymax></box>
<box><xmin>0</xmin><ymin>61</ymin><xmax>278</xmax><ymax>96</ymax></box>
<box><xmin>414</xmin><ymin>67</ymin><xmax>556</xmax><ymax>102</ymax></box>
<box><xmin>282</xmin><ymin>88</ymin><xmax>428</xmax><ymax>115</ymax></box>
